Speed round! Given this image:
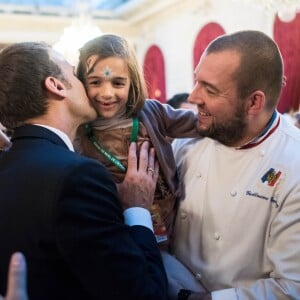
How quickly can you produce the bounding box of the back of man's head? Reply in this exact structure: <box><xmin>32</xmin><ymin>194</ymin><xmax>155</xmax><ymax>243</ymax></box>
<box><xmin>0</xmin><ymin>42</ymin><xmax>58</xmax><ymax>129</ymax></box>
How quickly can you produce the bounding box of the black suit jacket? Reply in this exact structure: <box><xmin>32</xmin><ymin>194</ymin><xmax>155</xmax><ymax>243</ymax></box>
<box><xmin>0</xmin><ymin>125</ymin><xmax>167</xmax><ymax>300</ymax></box>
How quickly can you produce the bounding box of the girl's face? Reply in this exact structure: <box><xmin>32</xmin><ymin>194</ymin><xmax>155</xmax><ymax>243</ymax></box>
<box><xmin>85</xmin><ymin>55</ymin><xmax>130</xmax><ymax>119</ymax></box>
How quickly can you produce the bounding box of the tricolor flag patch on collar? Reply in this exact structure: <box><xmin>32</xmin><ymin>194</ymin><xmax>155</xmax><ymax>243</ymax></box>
<box><xmin>261</xmin><ymin>168</ymin><xmax>282</xmax><ymax>187</ymax></box>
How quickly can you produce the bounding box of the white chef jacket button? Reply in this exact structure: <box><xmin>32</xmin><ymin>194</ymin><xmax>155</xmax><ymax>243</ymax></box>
<box><xmin>180</xmin><ymin>212</ymin><xmax>187</xmax><ymax>219</ymax></box>
<box><xmin>196</xmin><ymin>173</ymin><xmax>202</xmax><ymax>178</ymax></box>
<box><xmin>214</xmin><ymin>232</ymin><xmax>220</xmax><ymax>240</ymax></box>
<box><xmin>260</xmin><ymin>149</ymin><xmax>265</xmax><ymax>156</ymax></box>
<box><xmin>230</xmin><ymin>190</ymin><xmax>237</xmax><ymax>197</ymax></box>
<box><xmin>195</xmin><ymin>273</ymin><xmax>202</xmax><ymax>280</ymax></box>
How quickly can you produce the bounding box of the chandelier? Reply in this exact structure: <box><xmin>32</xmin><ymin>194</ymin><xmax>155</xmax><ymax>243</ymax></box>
<box><xmin>53</xmin><ymin>0</ymin><xmax>102</xmax><ymax>66</ymax></box>
<box><xmin>242</xmin><ymin>0</ymin><xmax>300</xmax><ymax>22</ymax></box>
<box><xmin>266</xmin><ymin>0</ymin><xmax>299</xmax><ymax>22</ymax></box>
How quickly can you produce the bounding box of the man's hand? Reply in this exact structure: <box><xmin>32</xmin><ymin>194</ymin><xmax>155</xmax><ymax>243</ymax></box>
<box><xmin>0</xmin><ymin>252</ymin><xmax>28</xmax><ymax>300</ymax></box>
<box><xmin>117</xmin><ymin>141</ymin><xmax>159</xmax><ymax>210</ymax></box>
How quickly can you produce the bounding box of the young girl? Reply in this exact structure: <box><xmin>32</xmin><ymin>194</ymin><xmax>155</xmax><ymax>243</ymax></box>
<box><xmin>76</xmin><ymin>34</ymin><xmax>199</xmax><ymax>246</ymax></box>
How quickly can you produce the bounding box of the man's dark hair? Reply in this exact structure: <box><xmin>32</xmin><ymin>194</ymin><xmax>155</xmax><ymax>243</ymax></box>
<box><xmin>0</xmin><ymin>42</ymin><xmax>63</xmax><ymax>129</ymax></box>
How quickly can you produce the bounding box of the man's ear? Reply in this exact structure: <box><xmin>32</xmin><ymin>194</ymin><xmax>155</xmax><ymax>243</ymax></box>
<box><xmin>246</xmin><ymin>90</ymin><xmax>265</xmax><ymax>116</ymax></box>
<box><xmin>44</xmin><ymin>76</ymin><xmax>67</xmax><ymax>98</ymax></box>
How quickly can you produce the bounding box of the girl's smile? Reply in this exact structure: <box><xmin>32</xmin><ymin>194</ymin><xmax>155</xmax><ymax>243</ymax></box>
<box><xmin>86</xmin><ymin>55</ymin><xmax>131</xmax><ymax>119</ymax></box>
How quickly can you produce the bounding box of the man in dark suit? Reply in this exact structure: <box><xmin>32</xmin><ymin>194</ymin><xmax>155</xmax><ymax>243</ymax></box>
<box><xmin>0</xmin><ymin>42</ymin><xmax>167</xmax><ymax>300</ymax></box>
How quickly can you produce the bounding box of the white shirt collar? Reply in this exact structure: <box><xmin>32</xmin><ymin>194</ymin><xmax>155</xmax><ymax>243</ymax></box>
<box><xmin>34</xmin><ymin>124</ymin><xmax>74</xmax><ymax>152</ymax></box>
